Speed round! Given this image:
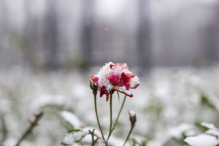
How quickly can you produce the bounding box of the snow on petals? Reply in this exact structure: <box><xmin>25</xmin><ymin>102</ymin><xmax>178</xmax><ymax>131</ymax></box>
<box><xmin>89</xmin><ymin>62</ymin><xmax>140</xmax><ymax>101</ymax></box>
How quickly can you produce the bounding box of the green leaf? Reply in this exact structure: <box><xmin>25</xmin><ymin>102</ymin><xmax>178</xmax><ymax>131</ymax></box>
<box><xmin>131</xmin><ymin>138</ymin><xmax>141</xmax><ymax>146</ymax></box>
<box><xmin>141</xmin><ymin>141</ymin><xmax>147</xmax><ymax>146</ymax></box>
<box><xmin>181</xmin><ymin>132</ymin><xmax>187</xmax><ymax>139</ymax></box>
<box><xmin>61</xmin><ymin>120</ymin><xmax>74</xmax><ymax>131</ymax></box>
<box><xmin>195</xmin><ymin>122</ymin><xmax>210</xmax><ymax>132</ymax></box>
<box><xmin>61</xmin><ymin>129</ymin><xmax>88</xmax><ymax>145</ymax></box>
<box><xmin>60</xmin><ymin>111</ymin><xmax>82</xmax><ymax>131</ymax></box>
<box><xmin>195</xmin><ymin>122</ymin><xmax>218</xmax><ymax>133</ymax></box>
<box><xmin>200</xmin><ymin>94</ymin><xmax>217</xmax><ymax>112</ymax></box>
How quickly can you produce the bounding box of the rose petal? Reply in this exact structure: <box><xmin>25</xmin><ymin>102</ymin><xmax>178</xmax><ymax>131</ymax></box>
<box><xmin>112</xmin><ymin>63</ymin><xmax>128</xmax><ymax>70</ymax></box>
<box><xmin>124</xmin><ymin>83</ymin><xmax>130</xmax><ymax>88</ymax></box>
<box><xmin>89</xmin><ymin>75</ymin><xmax>99</xmax><ymax>86</ymax></box>
<box><xmin>108</xmin><ymin>75</ymin><xmax>120</xmax><ymax>85</ymax></box>
<box><xmin>99</xmin><ymin>86</ymin><xmax>109</xmax><ymax>101</ymax></box>
<box><xmin>112</xmin><ymin>86</ymin><xmax>133</xmax><ymax>97</ymax></box>
<box><xmin>127</xmin><ymin>72</ymin><xmax>135</xmax><ymax>78</ymax></box>
<box><xmin>110</xmin><ymin>64</ymin><xmax>114</xmax><ymax>69</ymax></box>
<box><xmin>120</xmin><ymin>72</ymin><xmax>131</xmax><ymax>86</ymax></box>
<box><xmin>133</xmin><ymin>84</ymin><xmax>139</xmax><ymax>89</ymax></box>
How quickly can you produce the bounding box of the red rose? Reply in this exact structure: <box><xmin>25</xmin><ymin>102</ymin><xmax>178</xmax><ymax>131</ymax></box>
<box><xmin>89</xmin><ymin>62</ymin><xmax>140</xmax><ymax>101</ymax></box>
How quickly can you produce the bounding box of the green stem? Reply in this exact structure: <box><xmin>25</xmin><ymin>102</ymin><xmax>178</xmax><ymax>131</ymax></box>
<box><xmin>123</xmin><ymin>123</ymin><xmax>135</xmax><ymax>146</ymax></box>
<box><xmin>0</xmin><ymin>116</ymin><xmax>8</xmax><ymax>144</ymax></box>
<box><xmin>94</xmin><ymin>95</ymin><xmax>106</xmax><ymax>142</ymax></box>
<box><xmin>108</xmin><ymin>95</ymin><xmax>127</xmax><ymax>140</ymax></box>
<box><xmin>113</xmin><ymin>96</ymin><xmax>126</xmax><ymax>131</ymax></box>
<box><xmin>15</xmin><ymin>111</ymin><xmax>44</xmax><ymax>146</ymax></box>
<box><xmin>94</xmin><ymin>137</ymin><xmax>99</xmax><ymax>143</ymax></box>
<box><xmin>107</xmin><ymin>93</ymin><xmax>113</xmax><ymax>141</ymax></box>
<box><xmin>89</xmin><ymin>129</ymin><xmax>95</xmax><ymax>146</ymax></box>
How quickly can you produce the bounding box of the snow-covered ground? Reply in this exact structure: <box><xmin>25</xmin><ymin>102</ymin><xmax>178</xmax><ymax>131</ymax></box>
<box><xmin>0</xmin><ymin>66</ymin><xmax>219</xmax><ymax>146</ymax></box>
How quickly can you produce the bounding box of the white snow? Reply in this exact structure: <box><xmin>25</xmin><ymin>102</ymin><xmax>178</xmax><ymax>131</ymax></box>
<box><xmin>147</xmin><ymin>141</ymin><xmax>163</xmax><ymax>146</ymax></box>
<box><xmin>94</xmin><ymin>62</ymin><xmax>113</xmax><ymax>89</ymax></box>
<box><xmin>81</xmin><ymin>127</ymin><xmax>105</xmax><ymax>145</ymax></box>
<box><xmin>72</xmin><ymin>84</ymin><xmax>89</xmax><ymax>99</ymax></box>
<box><xmin>60</xmin><ymin>111</ymin><xmax>83</xmax><ymax>129</ymax></box>
<box><xmin>201</xmin><ymin>122</ymin><xmax>218</xmax><ymax>131</ymax></box>
<box><xmin>185</xmin><ymin>124</ymin><xmax>219</xmax><ymax>146</ymax></box>
<box><xmin>185</xmin><ymin>134</ymin><xmax>219</xmax><ymax>146</ymax></box>
<box><xmin>205</xmin><ymin>129</ymin><xmax>219</xmax><ymax>138</ymax></box>
<box><xmin>62</xmin><ymin>130</ymin><xmax>88</xmax><ymax>145</ymax></box>
<box><xmin>92</xmin><ymin>62</ymin><xmax>140</xmax><ymax>90</ymax></box>
<box><xmin>129</xmin><ymin>110</ymin><xmax>136</xmax><ymax>117</ymax></box>
<box><xmin>3</xmin><ymin>66</ymin><xmax>219</xmax><ymax>146</ymax></box>
<box><xmin>108</xmin><ymin>135</ymin><xmax>131</xmax><ymax>146</ymax></box>
<box><xmin>82</xmin><ymin>127</ymin><xmax>101</xmax><ymax>136</ymax></box>
<box><xmin>169</xmin><ymin>123</ymin><xmax>194</xmax><ymax>139</ymax></box>
<box><xmin>2</xmin><ymin>138</ymin><xmax>17</xmax><ymax>146</ymax></box>
<box><xmin>31</xmin><ymin>94</ymin><xmax>65</xmax><ymax>110</ymax></box>
<box><xmin>130</xmin><ymin>76</ymin><xmax>140</xmax><ymax>88</ymax></box>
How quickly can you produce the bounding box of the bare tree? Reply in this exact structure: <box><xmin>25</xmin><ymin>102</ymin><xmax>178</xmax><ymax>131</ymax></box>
<box><xmin>44</xmin><ymin>0</ymin><xmax>59</xmax><ymax>70</ymax></box>
<box><xmin>80</xmin><ymin>0</ymin><xmax>94</xmax><ymax>70</ymax></box>
<box><xmin>137</xmin><ymin>0</ymin><xmax>151</xmax><ymax>74</ymax></box>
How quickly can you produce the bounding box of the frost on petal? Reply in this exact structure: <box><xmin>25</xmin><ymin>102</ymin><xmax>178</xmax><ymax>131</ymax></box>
<box><xmin>94</xmin><ymin>62</ymin><xmax>113</xmax><ymax>89</ymax></box>
<box><xmin>113</xmin><ymin>86</ymin><xmax>133</xmax><ymax>97</ymax></box>
<box><xmin>106</xmin><ymin>84</ymin><xmax>112</xmax><ymax>90</ymax></box>
<box><xmin>129</xmin><ymin>76</ymin><xmax>140</xmax><ymax>89</ymax></box>
<box><xmin>113</xmin><ymin>63</ymin><xmax>128</xmax><ymax>70</ymax></box>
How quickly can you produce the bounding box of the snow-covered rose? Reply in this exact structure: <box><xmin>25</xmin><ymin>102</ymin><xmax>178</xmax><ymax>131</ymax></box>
<box><xmin>89</xmin><ymin>62</ymin><xmax>140</xmax><ymax>101</ymax></box>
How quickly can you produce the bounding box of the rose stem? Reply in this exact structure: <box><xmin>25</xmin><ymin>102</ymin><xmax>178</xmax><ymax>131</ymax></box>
<box><xmin>107</xmin><ymin>92</ymin><xmax>113</xmax><ymax>141</ymax></box>
<box><xmin>108</xmin><ymin>95</ymin><xmax>127</xmax><ymax>140</ymax></box>
<box><xmin>94</xmin><ymin>95</ymin><xmax>106</xmax><ymax>144</ymax></box>
<box><xmin>123</xmin><ymin>123</ymin><xmax>135</xmax><ymax>146</ymax></box>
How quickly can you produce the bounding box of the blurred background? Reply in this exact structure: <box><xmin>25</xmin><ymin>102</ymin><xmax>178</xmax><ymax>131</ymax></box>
<box><xmin>1</xmin><ymin>0</ymin><xmax>219</xmax><ymax>146</ymax></box>
<box><xmin>1</xmin><ymin>0</ymin><xmax>219</xmax><ymax>71</ymax></box>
